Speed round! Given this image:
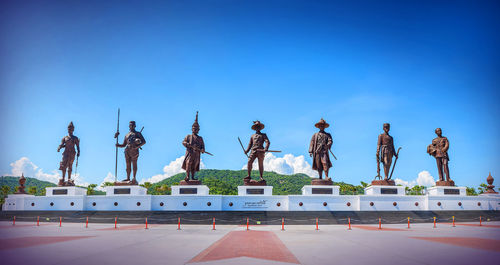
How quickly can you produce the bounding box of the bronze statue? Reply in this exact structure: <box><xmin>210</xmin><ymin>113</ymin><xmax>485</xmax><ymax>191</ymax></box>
<box><xmin>374</xmin><ymin>123</ymin><xmax>398</xmax><ymax>185</ymax></box>
<box><xmin>243</xmin><ymin>121</ymin><xmax>270</xmax><ymax>185</ymax></box>
<box><xmin>115</xmin><ymin>121</ymin><xmax>146</xmax><ymax>185</ymax></box>
<box><xmin>181</xmin><ymin>112</ymin><xmax>209</xmax><ymax>185</ymax></box>
<box><xmin>57</xmin><ymin>121</ymin><xmax>80</xmax><ymax>186</ymax></box>
<box><xmin>427</xmin><ymin>128</ymin><xmax>453</xmax><ymax>186</ymax></box>
<box><xmin>309</xmin><ymin>118</ymin><xmax>334</xmax><ymax>185</ymax></box>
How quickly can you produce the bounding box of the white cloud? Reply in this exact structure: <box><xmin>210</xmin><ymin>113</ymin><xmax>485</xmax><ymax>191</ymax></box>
<box><xmin>9</xmin><ymin>157</ymin><xmax>89</xmax><ymax>186</ymax></box>
<box><xmin>140</xmin><ymin>156</ymin><xmax>205</xmax><ymax>184</ymax></box>
<box><xmin>97</xmin><ymin>172</ymin><xmax>116</xmax><ymax>191</ymax></box>
<box><xmin>242</xmin><ymin>153</ymin><xmax>318</xmax><ymax>177</ymax></box>
<box><xmin>395</xmin><ymin>170</ymin><xmax>436</xmax><ymax>188</ymax></box>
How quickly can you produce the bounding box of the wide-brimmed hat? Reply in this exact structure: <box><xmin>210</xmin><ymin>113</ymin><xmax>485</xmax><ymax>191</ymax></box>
<box><xmin>251</xmin><ymin>120</ymin><xmax>265</xmax><ymax>130</ymax></box>
<box><xmin>315</xmin><ymin>118</ymin><xmax>329</xmax><ymax>128</ymax></box>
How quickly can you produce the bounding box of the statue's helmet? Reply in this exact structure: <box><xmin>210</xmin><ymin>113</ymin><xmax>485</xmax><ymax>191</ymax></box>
<box><xmin>68</xmin><ymin>121</ymin><xmax>75</xmax><ymax>130</ymax></box>
<box><xmin>192</xmin><ymin>111</ymin><xmax>200</xmax><ymax>129</ymax></box>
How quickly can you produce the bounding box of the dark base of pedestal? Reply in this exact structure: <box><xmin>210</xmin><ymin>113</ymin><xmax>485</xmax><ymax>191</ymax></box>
<box><xmin>114</xmin><ymin>179</ymin><xmax>138</xmax><ymax>186</ymax></box>
<box><xmin>371</xmin><ymin>179</ymin><xmax>395</xmax><ymax>186</ymax></box>
<box><xmin>311</xmin><ymin>178</ymin><xmax>334</xmax><ymax>186</ymax></box>
<box><xmin>484</xmin><ymin>190</ymin><xmax>499</xmax><ymax>194</ymax></box>
<box><xmin>243</xmin><ymin>178</ymin><xmax>267</xmax><ymax>186</ymax></box>
<box><xmin>58</xmin><ymin>179</ymin><xmax>75</xmax><ymax>187</ymax></box>
<box><xmin>436</xmin><ymin>180</ymin><xmax>455</xmax><ymax>186</ymax></box>
<box><xmin>179</xmin><ymin>180</ymin><xmax>202</xmax><ymax>185</ymax></box>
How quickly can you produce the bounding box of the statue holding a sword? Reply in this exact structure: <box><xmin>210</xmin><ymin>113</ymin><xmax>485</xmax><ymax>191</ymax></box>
<box><xmin>238</xmin><ymin>120</ymin><xmax>280</xmax><ymax>185</ymax></box>
<box><xmin>309</xmin><ymin>118</ymin><xmax>336</xmax><ymax>185</ymax></box>
<box><xmin>181</xmin><ymin>112</ymin><xmax>212</xmax><ymax>185</ymax></box>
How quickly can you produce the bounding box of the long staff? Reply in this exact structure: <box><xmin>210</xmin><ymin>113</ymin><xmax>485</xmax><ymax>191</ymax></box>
<box><xmin>114</xmin><ymin>108</ymin><xmax>120</xmax><ymax>182</ymax></box>
<box><xmin>388</xmin><ymin>147</ymin><xmax>402</xmax><ymax>180</ymax></box>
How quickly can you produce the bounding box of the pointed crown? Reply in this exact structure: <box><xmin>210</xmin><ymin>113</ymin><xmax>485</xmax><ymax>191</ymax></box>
<box><xmin>192</xmin><ymin>111</ymin><xmax>200</xmax><ymax>128</ymax></box>
<box><xmin>68</xmin><ymin>121</ymin><xmax>75</xmax><ymax>129</ymax></box>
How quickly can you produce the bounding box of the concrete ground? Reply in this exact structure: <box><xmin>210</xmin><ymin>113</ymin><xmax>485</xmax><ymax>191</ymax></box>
<box><xmin>0</xmin><ymin>220</ymin><xmax>499</xmax><ymax>265</ymax></box>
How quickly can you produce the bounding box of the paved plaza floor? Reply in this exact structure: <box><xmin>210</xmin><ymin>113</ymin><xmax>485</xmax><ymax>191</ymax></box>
<box><xmin>0</xmin><ymin>220</ymin><xmax>499</xmax><ymax>265</ymax></box>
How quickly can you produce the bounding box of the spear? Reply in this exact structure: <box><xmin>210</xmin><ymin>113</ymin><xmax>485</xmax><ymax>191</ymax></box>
<box><xmin>237</xmin><ymin>137</ymin><xmax>249</xmax><ymax>158</ymax></box>
<box><xmin>114</xmin><ymin>108</ymin><xmax>120</xmax><ymax>182</ymax></box>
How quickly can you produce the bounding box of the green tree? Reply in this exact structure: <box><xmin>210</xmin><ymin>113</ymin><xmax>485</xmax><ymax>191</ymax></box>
<box><xmin>87</xmin><ymin>184</ymin><xmax>98</xmax><ymax>195</ymax></box>
<box><xmin>477</xmin><ymin>183</ymin><xmax>488</xmax><ymax>194</ymax></box>
<box><xmin>360</xmin><ymin>181</ymin><xmax>369</xmax><ymax>188</ymax></box>
<box><xmin>140</xmin><ymin>182</ymin><xmax>153</xmax><ymax>194</ymax></box>
<box><xmin>101</xmin><ymin>182</ymin><xmax>114</xmax><ymax>188</ymax></box>
<box><xmin>28</xmin><ymin>186</ymin><xmax>37</xmax><ymax>195</ymax></box>
<box><xmin>466</xmin><ymin>187</ymin><xmax>478</xmax><ymax>196</ymax></box>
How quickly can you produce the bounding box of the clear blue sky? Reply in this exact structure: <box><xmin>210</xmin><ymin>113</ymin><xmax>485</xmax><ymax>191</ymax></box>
<box><xmin>1</xmin><ymin>0</ymin><xmax>499</xmax><ymax>188</ymax></box>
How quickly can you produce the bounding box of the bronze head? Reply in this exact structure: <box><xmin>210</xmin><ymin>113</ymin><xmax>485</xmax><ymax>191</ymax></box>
<box><xmin>251</xmin><ymin>120</ymin><xmax>265</xmax><ymax>131</ymax></box>
<box><xmin>192</xmin><ymin>111</ymin><xmax>200</xmax><ymax>134</ymax></box>
<box><xmin>435</xmin><ymin>128</ymin><xmax>442</xmax><ymax>137</ymax></box>
<box><xmin>383</xmin><ymin>123</ymin><xmax>390</xmax><ymax>134</ymax></box>
<box><xmin>129</xmin><ymin>121</ymin><xmax>136</xmax><ymax>131</ymax></box>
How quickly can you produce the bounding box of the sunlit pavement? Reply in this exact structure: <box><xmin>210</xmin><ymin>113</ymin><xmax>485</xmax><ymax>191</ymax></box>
<box><xmin>1</xmin><ymin>221</ymin><xmax>499</xmax><ymax>265</ymax></box>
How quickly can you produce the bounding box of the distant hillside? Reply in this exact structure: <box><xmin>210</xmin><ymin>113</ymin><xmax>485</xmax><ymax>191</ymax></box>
<box><xmin>0</xmin><ymin>176</ymin><xmax>57</xmax><ymax>196</ymax></box>
<box><xmin>145</xmin><ymin>169</ymin><xmax>366</xmax><ymax>195</ymax></box>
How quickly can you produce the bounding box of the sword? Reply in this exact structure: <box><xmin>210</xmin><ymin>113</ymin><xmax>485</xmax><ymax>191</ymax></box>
<box><xmin>329</xmin><ymin>149</ymin><xmax>337</xmax><ymax>160</ymax></box>
<box><xmin>388</xmin><ymin>147</ymin><xmax>402</xmax><ymax>180</ymax></box>
<box><xmin>203</xmin><ymin>151</ymin><xmax>214</xmax><ymax>156</ymax></box>
<box><xmin>238</xmin><ymin>137</ymin><xmax>249</xmax><ymax>158</ymax></box>
<box><xmin>256</xmin><ymin>149</ymin><xmax>281</xmax><ymax>153</ymax></box>
<box><xmin>74</xmin><ymin>156</ymin><xmax>78</xmax><ymax>179</ymax></box>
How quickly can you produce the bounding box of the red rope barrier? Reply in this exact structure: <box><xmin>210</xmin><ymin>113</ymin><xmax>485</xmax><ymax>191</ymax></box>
<box><xmin>86</xmin><ymin>217</ymin><xmax>88</xmax><ymax>228</ymax></box>
<box><xmin>59</xmin><ymin>217</ymin><xmax>62</xmax><ymax>227</ymax></box>
<box><xmin>114</xmin><ymin>217</ymin><xmax>117</xmax><ymax>229</ymax></box>
<box><xmin>433</xmin><ymin>217</ymin><xmax>436</xmax><ymax>228</ymax></box>
<box><xmin>480</xmin><ymin>216</ymin><xmax>482</xmax><ymax>226</ymax></box>
<box><xmin>37</xmin><ymin>216</ymin><xmax>39</xmax><ymax>227</ymax></box>
<box><xmin>246</xmin><ymin>217</ymin><xmax>249</xmax><ymax>231</ymax></box>
<box><xmin>281</xmin><ymin>217</ymin><xmax>285</xmax><ymax>231</ymax></box>
<box><xmin>177</xmin><ymin>217</ymin><xmax>181</xmax><ymax>230</ymax></box>
<box><xmin>13</xmin><ymin>216</ymin><xmax>15</xmax><ymax>226</ymax></box>
<box><xmin>315</xmin><ymin>217</ymin><xmax>319</xmax><ymax>230</ymax></box>
<box><xmin>348</xmin><ymin>217</ymin><xmax>351</xmax><ymax>230</ymax></box>
<box><xmin>212</xmin><ymin>217</ymin><xmax>216</xmax><ymax>230</ymax></box>
<box><xmin>452</xmin><ymin>216</ymin><xmax>455</xmax><ymax>227</ymax></box>
<box><xmin>378</xmin><ymin>217</ymin><xmax>381</xmax><ymax>230</ymax></box>
<box><xmin>407</xmin><ymin>217</ymin><xmax>410</xmax><ymax>229</ymax></box>
<box><xmin>145</xmin><ymin>217</ymin><xmax>148</xmax><ymax>230</ymax></box>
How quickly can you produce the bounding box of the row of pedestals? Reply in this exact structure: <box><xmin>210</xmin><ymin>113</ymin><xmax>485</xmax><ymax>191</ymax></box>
<box><xmin>40</xmin><ymin>184</ymin><xmax>468</xmax><ymax>197</ymax></box>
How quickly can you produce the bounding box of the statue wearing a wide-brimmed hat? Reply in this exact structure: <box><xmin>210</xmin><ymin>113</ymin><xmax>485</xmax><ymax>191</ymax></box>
<box><xmin>243</xmin><ymin>120</ymin><xmax>270</xmax><ymax>185</ymax></box>
<box><xmin>57</xmin><ymin>121</ymin><xmax>80</xmax><ymax>186</ymax></box>
<box><xmin>309</xmin><ymin>118</ymin><xmax>334</xmax><ymax>184</ymax></box>
<box><xmin>181</xmin><ymin>112</ymin><xmax>206</xmax><ymax>184</ymax></box>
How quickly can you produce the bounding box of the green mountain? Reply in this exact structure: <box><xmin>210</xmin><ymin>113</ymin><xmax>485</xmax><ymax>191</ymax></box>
<box><xmin>0</xmin><ymin>176</ymin><xmax>57</xmax><ymax>196</ymax></box>
<box><xmin>143</xmin><ymin>169</ymin><xmax>366</xmax><ymax>195</ymax></box>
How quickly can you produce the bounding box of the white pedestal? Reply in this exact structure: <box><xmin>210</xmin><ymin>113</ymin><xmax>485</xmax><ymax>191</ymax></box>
<box><xmin>105</xmin><ymin>185</ymin><xmax>147</xmax><ymax>196</ymax></box>
<box><xmin>46</xmin><ymin>186</ymin><xmax>87</xmax><ymax>196</ymax></box>
<box><xmin>365</xmin><ymin>185</ymin><xmax>405</xmax><ymax>195</ymax></box>
<box><xmin>3</xmin><ymin>194</ymin><xmax>35</xmax><ymax>211</ymax></box>
<box><xmin>171</xmin><ymin>185</ymin><xmax>209</xmax><ymax>196</ymax></box>
<box><xmin>302</xmin><ymin>185</ymin><xmax>340</xmax><ymax>196</ymax></box>
<box><xmin>238</xmin><ymin>186</ymin><xmax>273</xmax><ymax>196</ymax></box>
<box><xmin>427</xmin><ymin>186</ymin><xmax>466</xmax><ymax>196</ymax></box>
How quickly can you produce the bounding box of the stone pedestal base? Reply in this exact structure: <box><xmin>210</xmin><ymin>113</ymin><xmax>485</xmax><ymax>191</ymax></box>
<box><xmin>371</xmin><ymin>179</ymin><xmax>395</xmax><ymax>186</ymax></box>
<box><xmin>311</xmin><ymin>178</ymin><xmax>333</xmax><ymax>185</ymax></box>
<box><xmin>302</xmin><ymin>185</ymin><xmax>340</xmax><ymax>196</ymax></box>
<box><xmin>179</xmin><ymin>179</ymin><xmax>202</xmax><ymax>185</ymax></box>
<box><xmin>105</xmin><ymin>185</ymin><xmax>147</xmax><ymax>196</ymax></box>
<box><xmin>238</xmin><ymin>186</ymin><xmax>273</xmax><ymax>196</ymax></box>
<box><xmin>435</xmin><ymin>180</ymin><xmax>455</xmax><ymax>186</ymax></box>
<box><xmin>46</xmin><ymin>186</ymin><xmax>87</xmax><ymax>196</ymax></box>
<box><xmin>243</xmin><ymin>177</ymin><xmax>267</xmax><ymax>186</ymax></box>
<box><xmin>427</xmin><ymin>186</ymin><xmax>465</xmax><ymax>196</ymax></box>
<box><xmin>364</xmin><ymin>185</ymin><xmax>405</xmax><ymax>195</ymax></box>
<box><xmin>171</xmin><ymin>185</ymin><xmax>209</xmax><ymax>196</ymax></box>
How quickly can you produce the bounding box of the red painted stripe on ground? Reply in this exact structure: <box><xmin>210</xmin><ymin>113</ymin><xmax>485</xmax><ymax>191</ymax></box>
<box><xmin>411</xmin><ymin>237</ymin><xmax>500</xmax><ymax>252</ymax></box>
<box><xmin>352</xmin><ymin>225</ymin><xmax>407</xmax><ymax>231</ymax></box>
<box><xmin>454</xmin><ymin>223</ymin><xmax>500</xmax><ymax>228</ymax></box>
<box><xmin>189</xmin><ymin>230</ymin><xmax>300</xmax><ymax>264</ymax></box>
<box><xmin>0</xmin><ymin>236</ymin><xmax>94</xmax><ymax>250</ymax></box>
